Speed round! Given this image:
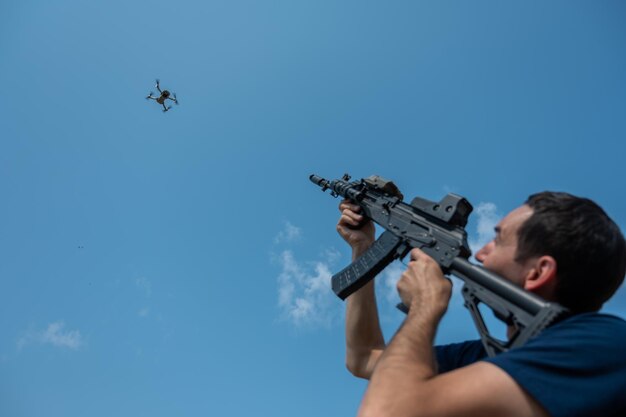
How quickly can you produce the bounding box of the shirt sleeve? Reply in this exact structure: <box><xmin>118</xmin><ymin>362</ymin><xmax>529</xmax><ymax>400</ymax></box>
<box><xmin>435</xmin><ymin>340</ymin><xmax>486</xmax><ymax>373</ymax></box>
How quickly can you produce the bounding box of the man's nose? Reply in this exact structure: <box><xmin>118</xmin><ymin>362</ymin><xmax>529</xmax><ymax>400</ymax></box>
<box><xmin>475</xmin><ymin>241</ymin><xmax>492</xmax><ymax>263</ymax></box>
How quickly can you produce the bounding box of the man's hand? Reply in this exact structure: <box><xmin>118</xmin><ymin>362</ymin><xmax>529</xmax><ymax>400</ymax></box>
<box><xmin>337</xmin><ymin>199</ymin><xmax>375</xmax><ymax>254</ymax></box>
<box><xmin>397</xmin><ymin>248</ymin><xmax>452</xmax><ymax>320</ymax></box>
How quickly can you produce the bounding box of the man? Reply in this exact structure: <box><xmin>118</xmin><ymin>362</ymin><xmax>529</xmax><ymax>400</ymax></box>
<box><xmin>336</xmin><ymin>191</ymin><xmax>626</xmax><ymax>417</ymax></box>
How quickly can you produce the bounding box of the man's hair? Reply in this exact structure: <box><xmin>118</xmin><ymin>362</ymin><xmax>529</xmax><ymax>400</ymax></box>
<box><xmin>515</xmin><ymin>192</ymin><xmax>626</xmax><ymax>313</ymax></box>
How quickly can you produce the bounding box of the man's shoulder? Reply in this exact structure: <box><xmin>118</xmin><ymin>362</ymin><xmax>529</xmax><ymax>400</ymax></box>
<box><xmin>545</xmin><ymin>311</ymin><xmax>626</xmax><ymax>342</ymax></box>
<box><xmin>485</xmin><ymin>312</ymin><xmax>626</xmax><ymax>417</ymax></box>
<box><xmin>436</xmin><ymin>312</ymin><xmax>626</xmax><ymax>372</ymax></box>
<box><xmin>560</xmin><ymin>311</ymin><xmax>626</xmax><ymax>325</ymax></box>
<box><xmin>485</xmin><ymin>312</ymin><xmax>626</xmax><ymax>372</ymax></box>
<box><xmin>508</xmin><ymin>312</ymin><xmax>626</xmax><ymax>357</ymax></box>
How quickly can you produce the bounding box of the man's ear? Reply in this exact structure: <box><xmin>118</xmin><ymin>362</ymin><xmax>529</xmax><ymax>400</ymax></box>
<box><xmin>524</xmin><ymin>256</ymin><xmax>558</xmax><ymax>295</ymax></box>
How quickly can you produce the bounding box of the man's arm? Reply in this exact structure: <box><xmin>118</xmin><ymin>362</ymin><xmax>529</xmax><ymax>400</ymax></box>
<box><xmin>337</xmin><ymin>200</ymin><xmax>385</xmax><ymax>379</ymax></box>
<box><xmin>345</xmin><ymin>262</ymin><xmax>385</xmax><ymax>379</ymax></box>
<box><xmin>357</xmin><ymin>248</ymin><xmax>549</xmax><ymax>417</ymax></box>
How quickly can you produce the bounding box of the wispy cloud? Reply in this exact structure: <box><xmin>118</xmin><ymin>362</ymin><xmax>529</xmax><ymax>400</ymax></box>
<box><xmin>274</xmin><ymin>221</ymin><xmax>302</xmax><ymax>244</ymax></box>
<box><xmin>274</xmin><ymin>220</ymin><xmax>344</xmax><ymax>327</ymax></box>
<box><xmin>133</xmin><ymin>277</ymin><xmax>155</xmax><ymax>321</ymax></box>
<box><xmin>17</xmin><ymin>321</ymin><xmax>84</xmax><ymax>351</ymax></box>
<box><xmin>135</xmin><ymin>276</ymin><xmax>152</xmax><ymax>298</ymax></box>
<box><xmin>469</xmin><ymin>202</ymin><xmax>500</xmax><ymax>254</ymax></box>
<box><xmin>276</xmin><ymin>250</ymin><xmax>339</xmax><ymax>327</ymax></box>
<box><xmin>379</xmin><ymin>261</ymin><xmax>406</xmax><ymax>304</ymax></box>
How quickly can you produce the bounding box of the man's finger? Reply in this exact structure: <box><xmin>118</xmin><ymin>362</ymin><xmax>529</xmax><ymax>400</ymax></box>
<box><xmin>338</xmin><ymin>200</ymin><xmax>361</xmax><ymax>213</ymax></box>
<box><xmin>339</xmin><ymin>214</ymin><xmax>359</xmax><ymax>227</ymax></box>
<box><xmin>409</xmin><ymin>247</ymin><xmax>428</xmax><ymax>262</ymax></box>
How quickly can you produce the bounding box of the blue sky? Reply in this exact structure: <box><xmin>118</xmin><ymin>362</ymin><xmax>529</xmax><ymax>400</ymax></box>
<box><xmin>1</xmin><ymin>1</ymin><xmax>626</xmax><ymax>416</ymax></box>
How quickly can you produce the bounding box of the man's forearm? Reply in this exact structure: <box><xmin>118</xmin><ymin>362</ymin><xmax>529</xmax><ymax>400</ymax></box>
<box><xmin>357</xmin><ymin>311</ymin><xmax>440</xmax><ymax>417</ymax></box>
<box><xmin>345</xmin><ymin>244</ymin><xmax>385</xmax><ymax>379</ymax></box>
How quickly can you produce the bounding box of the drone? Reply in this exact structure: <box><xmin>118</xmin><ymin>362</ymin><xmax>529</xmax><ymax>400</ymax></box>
<box><xmin>146</xmin><ymin>79</ymin><xmax>179</xmax><ymax>112</ymax></box>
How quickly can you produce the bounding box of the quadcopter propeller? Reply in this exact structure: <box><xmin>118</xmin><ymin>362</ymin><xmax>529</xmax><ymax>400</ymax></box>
<box><xmin>146</xmin><ymin>91</ymin><xmax>154</xmax><ymax>99</ymax></box>
<box><xmin>173</xmin><ymin>93</ymin><xmax>179</xmax><ymax>104</ymax></box>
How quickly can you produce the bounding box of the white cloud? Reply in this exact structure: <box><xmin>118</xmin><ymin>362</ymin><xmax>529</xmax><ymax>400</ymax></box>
<box><xmin>17</xmin><ymin>321</ymin><xmax>84</xmax><ymax>351</ymax></box>
<box><xmin>135</xmin><ymin>276</ymin><xmax>152</xmax><ymax>298</ymax></box>
<box><xmin>276</xmin><ymin>250</ymin><xmax>338</xmax><ymax>327</ymax></box>
<box><xmin>322</xmin><ymin>247</ymin><xmax>342</xmax><ymax>265</ymax></box>
<box><xmin>274</xmin><ymin>221</ymin><xmax>302</xmax><ymax>244</ymax></box>
<box><xmin>379</xmin><ymin>261</ymin><xmax>406</xmax><ymax>304</ymax></box>
<box><xmin>274</xmin><ymin>220</ymin><xmax>343</xmax><ymax>327</ymax></box>
<box><xmin>469</xmin><ymin>202</ymin><xmax>500</xmax><ymax>254</ymax></box>
<box><xmin>42</xmin><ymin>322</ymin><xmax>83</xmax><ymax>349</ymax></box>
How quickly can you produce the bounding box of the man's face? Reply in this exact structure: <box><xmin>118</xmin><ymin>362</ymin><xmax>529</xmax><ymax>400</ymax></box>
<box><xmin>475</xmin><ymin>205</ymin><xmax>535</xmax><ymax>287</ymax></box>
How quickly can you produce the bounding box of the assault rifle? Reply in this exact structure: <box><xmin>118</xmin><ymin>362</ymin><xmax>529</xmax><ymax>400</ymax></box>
<box><xmin>310</xmin><ymin>173</ymin><xmax>568</xmax><ymax>357</ymax></box>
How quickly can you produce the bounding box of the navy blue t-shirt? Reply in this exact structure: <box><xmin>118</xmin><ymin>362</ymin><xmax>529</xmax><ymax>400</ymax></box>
<box><xmin>435</xmin><ymin>313</ymin><xmax>626</xmax><ymax>417</ymax></box>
